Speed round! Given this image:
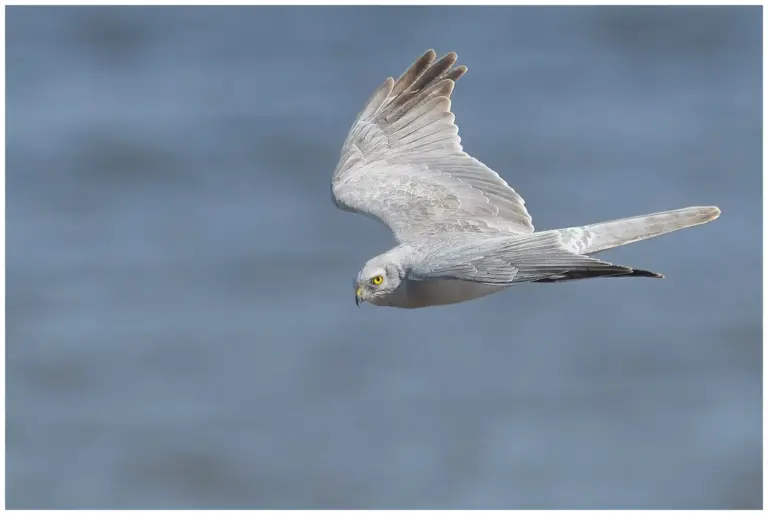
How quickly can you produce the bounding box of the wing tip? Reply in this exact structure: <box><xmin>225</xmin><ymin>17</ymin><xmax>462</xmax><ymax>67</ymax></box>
<box><xmin>628</xmin><ymin>268</ymin><xmax>664</xmax><ymax>279</ymax></box>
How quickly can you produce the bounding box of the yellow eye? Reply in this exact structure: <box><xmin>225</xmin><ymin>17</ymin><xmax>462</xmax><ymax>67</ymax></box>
<box><xmin>371</xmin><ymin>275</ymin><xmax>384</xmax><ymax>285</ymax></box>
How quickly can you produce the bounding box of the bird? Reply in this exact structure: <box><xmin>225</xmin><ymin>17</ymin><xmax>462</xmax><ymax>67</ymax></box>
<box><xmin>330</xmin><ymin>49</ymin><xmax>721</xmax><ymax>309</ymax></box>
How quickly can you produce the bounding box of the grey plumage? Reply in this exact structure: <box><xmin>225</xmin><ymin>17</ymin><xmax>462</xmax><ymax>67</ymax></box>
<box><xmin>410</xmin><ymin>232</ymin><xmax>645</xmax><ymax>285</ymax></box>
<box><xmin>333</xmin><ymin>50</ymin><xmax>721</xmax><ymax>308</ymax></box>
<box><xmin>333</xmin><ymin>49</ymin><xmax>533</xmax><ymax>241</ymax></box>
<box><xmin>557</xmin><ymin>206</ymin><xmax>721</xmax><ymax>256</ymax></box>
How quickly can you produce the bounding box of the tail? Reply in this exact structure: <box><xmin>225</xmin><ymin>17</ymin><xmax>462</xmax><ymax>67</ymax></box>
<box><xmin>558</xmin><ymin>206</ymin><xmax>721</xmax><ymax>256</ymax></box>
<box><xmin>534</xmin><ymin>206</ymin><xmax>720</xmax><ymax>283</ymax></box>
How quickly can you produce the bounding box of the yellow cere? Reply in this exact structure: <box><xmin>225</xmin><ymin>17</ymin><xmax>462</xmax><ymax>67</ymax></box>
<box><xmin>372</xmin><ymin>275</ymin><xmax>383</xmax><ymax>285</ymax></box>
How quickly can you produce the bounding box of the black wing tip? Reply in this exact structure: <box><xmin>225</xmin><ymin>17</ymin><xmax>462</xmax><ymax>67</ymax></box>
<box><xmin>380</xmin><ymin>49</ymin><xmax>467</xmax><ymax>121</ymax></box>
<box><xmin>408</xmin><ymin>49</ymin><xmax>464</xmax><ymax>81</ymax></box>
<box><xmin>408</xmin><ymin>49</ymin><xmax>437</xmax><ymax>76</ymax></box>
<box><xmin>631</xmin><ymin>269</ymin><xmax>665</xmax><ymax>279</ymax></box>
<box><xmin>533</xmin><ymin>267</ymin><xmax>665</xmax><ymax>283</ymax></box>
<box><xmin>452</xmin><ymin>64</ymin><xmax>468</xmax><ymax>80</ymax></box>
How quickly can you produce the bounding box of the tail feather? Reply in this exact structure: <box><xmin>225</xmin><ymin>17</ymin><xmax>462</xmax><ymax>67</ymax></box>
<box><xmin>558</xmin><ymin>206</ymin><xmax>721</xmax><ymax>256</ymax></box>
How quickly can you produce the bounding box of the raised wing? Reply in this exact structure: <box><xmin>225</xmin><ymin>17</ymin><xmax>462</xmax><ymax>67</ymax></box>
<box><xmin>332</xmin><ymin>50</ymin><xmax>534</xmax><ymax>243</ymax></box>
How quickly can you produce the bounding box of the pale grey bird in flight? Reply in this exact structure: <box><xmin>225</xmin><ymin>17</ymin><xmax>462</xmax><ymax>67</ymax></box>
<box><xmin>331</xmin><ymin>49</ymin><xmax>721</xmax><ymax>308</ymax></box>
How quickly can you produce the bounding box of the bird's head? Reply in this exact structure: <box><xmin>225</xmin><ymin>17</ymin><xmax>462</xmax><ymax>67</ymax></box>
<box><xmin>355</xmin><ymin>255</ymin><xmax>404</xmax><ymax>307</ymax></box>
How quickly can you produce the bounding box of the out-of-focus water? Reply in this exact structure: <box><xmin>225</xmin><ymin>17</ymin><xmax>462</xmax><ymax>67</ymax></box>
<box><xmin>6</xmin><ymin>6</ymin><xmax>762</xmax><ymax>509</ymax></box>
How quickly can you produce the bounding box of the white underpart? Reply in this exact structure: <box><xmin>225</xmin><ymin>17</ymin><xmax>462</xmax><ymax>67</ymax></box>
<box><xmin>372</xmin><ymin>278</ymin><xmax>507</xmax><ymax>308</ymax></box>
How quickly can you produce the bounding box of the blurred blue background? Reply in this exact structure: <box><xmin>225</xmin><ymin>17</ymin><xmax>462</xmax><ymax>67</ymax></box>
<box><xmin>6</xmin><ymin>6</ymin><xmax>762</xmax><ymax>509</ymax></box>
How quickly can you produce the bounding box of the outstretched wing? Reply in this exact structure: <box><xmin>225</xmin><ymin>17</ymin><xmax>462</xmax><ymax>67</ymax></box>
<box><xmin>410</xmin><ymin>232</ymin><xmax>652</xmax><ymax>285</ymax></box>
<box><xmin>332</xmin><ymin>49</ymin><xmax>533</xmax><ymax>243</ymax></box>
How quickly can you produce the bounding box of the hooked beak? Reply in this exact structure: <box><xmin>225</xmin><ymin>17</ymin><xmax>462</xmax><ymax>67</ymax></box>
<box><xmin>355</xmin><ymin>287</ymin><xmax>363</xmax><ymax>307</ymax></box>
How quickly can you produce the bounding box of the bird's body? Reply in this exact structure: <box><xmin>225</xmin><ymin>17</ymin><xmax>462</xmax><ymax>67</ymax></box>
<box><xmin>372</xmin><ymin>276</ymin><xmax>504</xmax><ymax>308</ymax></box>
<box><xmin>331</xmin><ymin>50</ymin><xmax>720</xmax><ymax>309</ymax></box>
